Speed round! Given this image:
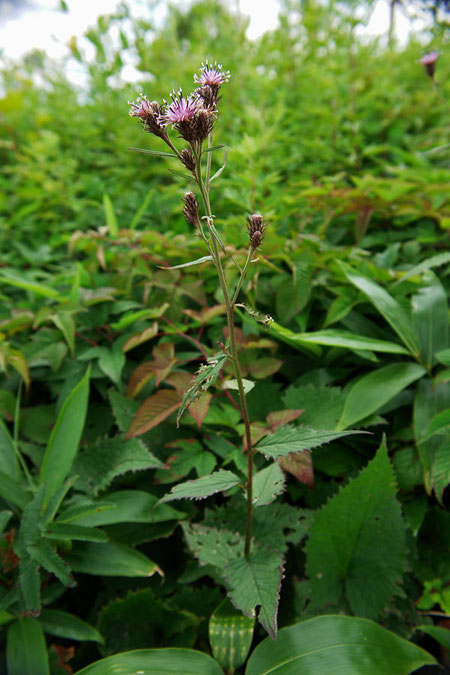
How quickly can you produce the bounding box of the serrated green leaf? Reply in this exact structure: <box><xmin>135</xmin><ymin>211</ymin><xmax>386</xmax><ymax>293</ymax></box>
<box><xmin>252</xmin><ymin>462</ymin><xmax>285</xmax><ymax>507</ymax></box>
<box><xmin>256</xmin><ymin>425</ymin><xmax>364</xmax><ymax>458</ymax></box>
<box><xmin>431</xmin><ymin>443</ymin><xmax>450</xmax><ymax>503</ymax></box>
<box><xmin>40</xmin><ymin>367</ymin><xmax>90</xmax><ymax>504</ymax></box>
<box><xmin>209</xmin><ymin>598</ymin><xmax>255</xmax><ymax>671</ymax></box>
<box><xmin>44</xmin><ymin>522</ymin><xmax>107</xmax><ymax>542</ymax></box>
<box><xmin>73</xmin><ymin>648</ymin><xmax>223</xmax><ymax>675</ymax></box>
<box><xmin>71</xmin><ymin>435</ymin><xmax>162</xmax><ymax>496</ymax></box>
<box><xmin>337</xmin><ymin>362</ymin><xmax>425</xmax><ymax>430</ymax></box>
<box><xmin>7</xmin><ymin>617</ymin><xmax>49</xmax><ymax>675</ymax></box>
<box><xmin>338</xmin><ymin>261</ymin><xmax>420</xmax><ymax>357</ymax></box>
<box><xmin>160</xmin><ymin>255</ymin><xmax>213</xmax><ymax>270</ymax></box>
<box><xmin>225</xmin><ymin>548</ymin><xmax>283</xmax><ymax>638</ymax></box>
<box><xmin>39</xmin><ymin>609</ymin><xmax>104</xmax><ymax>643</ymax></box>
<box><xmin>28</xmin><ymin>539</ymin><xmax>73</xmax><ymax>586</ymax></box>
<box><xmin>159</xmin><ymin>470</ymin><xmax>241</xmax><ymax>503</ymax></box>
<box><xmin>64</xmin><ymin>541</ymin><xmax>163</xmax><ymax>578</ymax></box>
<box><xmin>306</xmin><ymin>438</ymin><xmax>406</xmax><ymax>618</ymax></box>
<box><xmin>19</xmin><ymin>556</ymin><xmax>41</xmax><ymax>613</ymax></box>
<box><xmin>108</xmin><ymin>389</ymin><xmax>140</xmax><ymax>432</ymax></box>
<box><xmin>246</xmin><ymin>615</ymin><xmax>436</xmax><ymax>675</ymax></box>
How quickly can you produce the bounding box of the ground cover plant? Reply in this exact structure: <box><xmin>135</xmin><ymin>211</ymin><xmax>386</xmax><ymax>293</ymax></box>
<box><xmin>0</xmin><ymin>0</ymin><xmax>449</xmax><ymax>673</ymax></box>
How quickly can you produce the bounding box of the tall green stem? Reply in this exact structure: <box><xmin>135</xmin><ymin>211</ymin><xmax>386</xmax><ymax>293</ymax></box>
<box><xmin>194</xmin><ymin>145</ymin><xmax>255</xmax><ymax>557</ymax></box>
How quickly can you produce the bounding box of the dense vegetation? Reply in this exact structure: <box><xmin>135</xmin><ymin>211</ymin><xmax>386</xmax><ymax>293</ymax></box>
<box><xmin>0</xmin><ymin>1</ymin><xmax>449</xmax><ymax>673</ymax></box>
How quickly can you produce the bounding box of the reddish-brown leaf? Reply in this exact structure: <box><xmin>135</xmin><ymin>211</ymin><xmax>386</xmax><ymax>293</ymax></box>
<box><xmin>279</xmin><ymin>450</ymin><xmax>314</xmax><ymax>489</ymax></box>
<box><xmin>184</xmin><ymin>304</ymin><xmax>226</xmax><ymax>323</ymax></box>
<box><xmin>248</xmin><ymin>357</ymin><xmax>284</xmax><ymax>379</ymax></box>
<box><xmin>122</xmin><ymin>323</ymin><xmax>159</xmax><ymax>353</ymax></box>
<box><xmin>189</xmin><ymin>392</ymin><xmax>212</xmax><ymax>429</ymax></box>
<box><xmin>267</xmin><ymin>409</ymin><xmax>304</xmax><ymax>431</ymax></box>
<box><xmin>125</xmin><ymin>389</ymin><xmax>181</xmax><ymax>439</ymax></box>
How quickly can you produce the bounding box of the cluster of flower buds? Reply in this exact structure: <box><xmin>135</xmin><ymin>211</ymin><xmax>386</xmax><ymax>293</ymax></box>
<box><xmin>128</xmin><ymin>61</ymin><xmax>230</xmax><ymax>148</ymax></box>
<box><xmin>247</xmin><ymin>214</ymin><xmax>267</xmax><ymax>249</ymax></box>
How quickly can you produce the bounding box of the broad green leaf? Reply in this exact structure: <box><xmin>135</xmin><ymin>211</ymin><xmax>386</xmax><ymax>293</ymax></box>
<box><xmin>110</xmin><ymin>305</ymin><xmax>168</xmax><ymax>331</ymax></box>
<box><xmin>0</xmin><ymin>470</ymin><xmax>29</xmax><ymax>508</ymax></box>
<box><xmin>159</xmin><ymin>470</ymin><xmax>242</xmax><ymax>503</ymax></box>
<box><xmin>0</xmin><ymin>419</ymin><xmax>21</xmax><ymax>482</ymax></box>
<box><xmin>44</xmin><ymin>522</ymin><xmax>108</xmax><ymax>542</ymax></box>
<box><xmin>40</xmin><ymin>367</ymin><xmax>90</xmax><ymax>504</ymax></box>
<box><xmin>337</xmin><ymin>362</ymin><xmax>425</xmax><ymax>430</ymax></box>
<box><xmin>225</xmin><ymin>548</ymin><xmax>283</xmax><ymax>638</ymax></box>
<box><xmin>338</xmin><ymin>261</ymin><xmax>420</xmax><ymax>357</ymax></box>
<box><xmin>412</xmin><ymin>272</ymin><xmax>448</xmax><ymax>369</ymax></box>
<box><xmin>209</xmin><ymin>598</ymin><xmax>255</xmax><ymax>671</ymax></box>
<box><xmin>257</xmin><ymin>425</ymin><xmax>364</xmax><ymax>458</ymax></box>
<box><xmin>306</xmin><ymin>439</ymin><xmax>405</xmax><ymax>619</ymax></box>
<box><xmin>283</xmin><ymin>384</ymin><xmax>345</xmax><ymax>430</ymax></box>
<box><xmin>276</xmin><ymin>329</ymin><xmax>409</xmax><ymax>354</ymax></box>
<box><xmin>252</xmin><ymin>462</ymin><xmax>285</xmax><ymax>507</ymax></box>
<box><xmin>160</xmin><ymin>255</ymin><xmax>213</xmax><ymax>270</ymax></box>
<box><xmin>74</xmin><ymin>648</ymin><xmax>223</xmax><ymax>675</ymax></box>
<box><xmin>414</xmin><ymin>379</ymin><xmax>450</xmax><ymax>494</ymax></box>
<box><xmin>7</xmin><ymin>617</ymin><xmax>49</xmax><ymax>675</ymax></box>
<box><xmin>246</xmin><ymin>615</ymin><xmax>437</xmax><ymax>675</ymax></box>
<box><xmin>103</xmin><ymin>192</ymin><xmax>119</xmax><ymax>236</ymax></box>
<box><xmin>39</xmin><ymin>609</ymin><xmax>103</xmax><ymax>643</ymax></box>
<box><xmin>67</xmin><ymin>490</ymin><xmax>186</xmax><ymax>526</ymax></box>
<box><xmin>270</xmin><ymin>322</ymin><xmax>322</xmax><ymax>357</ymax></box>
<box><xmin>63</xmin><ymin>541</ymin><xmax>163</xmax><ymax>578</ymax></box>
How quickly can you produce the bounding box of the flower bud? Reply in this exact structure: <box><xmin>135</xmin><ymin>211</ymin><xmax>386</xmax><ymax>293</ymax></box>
<box><xmin>182</xmin><ymin>192</ymin><xmax>200</xmax><ymax>227</ymax></box>
<box><xmin>247</xmin><ymin>214</ymin><xmax>266</xmax><ymax>249</ymax></box>
<box><xmin>420</xmin><ymin>52</ymin><xmax>438</xmax><ymax>79</ymax></box>
<box><xmin>180</xmin><ymin>149</ymin><xmax>196</xmax><ymax>172</ymax></box>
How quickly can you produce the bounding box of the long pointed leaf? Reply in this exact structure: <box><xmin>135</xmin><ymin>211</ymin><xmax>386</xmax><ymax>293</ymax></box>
<box><xmin>7</xmin><ymin>617</ymin><xmax>49</xmax><ymax>675</ymax></box>
<box><xmin>40</xmin><ymin>367</ymin><xmax>90</xmax><ymax>504</ymax></box>
<box><xmin>338</xmin><ymin>261</ymin><xmax>420</xmax><ymax>357</ymax></box>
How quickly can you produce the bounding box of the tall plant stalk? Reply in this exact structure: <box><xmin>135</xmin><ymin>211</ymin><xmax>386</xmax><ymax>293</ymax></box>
<box><xmin>128</xmin><ymin>62</ymin><xmax>266</xmax><ymax>557</ymax></box>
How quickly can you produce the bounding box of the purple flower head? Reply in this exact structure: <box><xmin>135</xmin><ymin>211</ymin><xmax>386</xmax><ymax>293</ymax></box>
<box><xmin>161</xmin><ymin>90</ymin><xmax>199</xmax><ymax>127</ymax></box>
<box><xmin>419</xmin><ymin>51</ymin><xmax>439</xmax><ymax>78</ymax></box>
<box><xmin>128</xmin><ymin>94</ymin><xmax>167</xmax><ymax>138</ymax></box>
<box><xmin>194</xmin><ymin>61</ymin><xmax>230</xmax><ymax>88</ymax></box>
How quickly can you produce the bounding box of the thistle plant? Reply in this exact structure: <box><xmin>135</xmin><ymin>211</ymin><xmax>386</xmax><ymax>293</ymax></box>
<box><xmin>129</xmin><ymin>61</ymin><xmax>263</xmax><ymax>555</ymax></box>
<box><xmin>128</xmin><ymin>61</ymin><xmax>361</xmax><ymax>637</ymax></box>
